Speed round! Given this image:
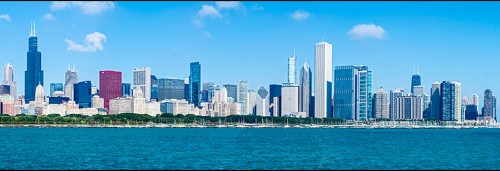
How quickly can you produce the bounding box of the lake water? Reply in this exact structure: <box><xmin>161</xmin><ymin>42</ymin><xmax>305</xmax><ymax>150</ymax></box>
<box><xmin>0</xmin><ymin>128</ymin><xmax>498</xmax><ymax>170</ymax></box>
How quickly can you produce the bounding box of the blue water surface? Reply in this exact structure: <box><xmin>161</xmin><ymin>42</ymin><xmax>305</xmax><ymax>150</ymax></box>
<box><xmin>0</xmin><ymin>128</ymin><xmax>498</xmax><ymax>170</ymax></box>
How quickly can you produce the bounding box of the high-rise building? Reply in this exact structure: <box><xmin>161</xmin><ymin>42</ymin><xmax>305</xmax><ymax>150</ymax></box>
<box><xmin>269</xmin><ymin>84</ymin><xmax>282</xmax><ymax>117</ymax></box>
<box><xmin>64</xmin><ymin>64</ymin><xmax>78</xmax><ymax>100</ymax></box>
<box><xmin>25</xmin><ymin>22</ymin><xmax>44</xmax><ymax>103</ymax></box>
<box><xmin>256</xmin><ymin>86</ymin><xmax>269</xmax><ymax>116</ymax></box>
<box><xmin>133</xmin><ymin>67</ymin><xmax>151</xmax><ymax>101</ymax></box>
<box><xmin>299</xmin><ymin>61</ymin><xmax>312</xmax><ymax>117</ymax></box>
<box><xmin>288</xmin><ymin>48</ymin><xmax>297</xmax><ymax>85</ymax></box>
<box><xmin>394</xmin><ymin>94</ymin><xmax>424</xmax><ymax>120</ymax></box>
<box><xmin>99</xmin><ymin>70</ymin><xmax>122</xmax><ymax>110</ymax></box>
<box><xmin>493</xmin><ymin>96</ymin><xmax>497</xmax><ymax>122</ymax></box>
<box><xmin>151</xmin><ymin>75</ymin><xmax>158</xmax><ymax>101</ymax></box>
<box><xmin>237</xmin><ymin>80</ymin><xmax>248</xmax><ymax>114</ymax></box>
<box><xmin>333</xmin><ymin>65</ymin><xmax>373</xmax><ymax>120</ymax></box>
<box><xmin>122</xmin><ymin>83</ymin><xmax>131</xmax><ymax>97</ymax></box>
<box><xmin>247</xmin><ymin>89</ymin><xmax>257</xmax><ymax>115</ymax></box>
<box><xmin>440</xmin><ymin>81</ymin><xmax>461</xmax><ymax>121</ymax></box>
<box><xmin>465</xmin><ymin>104</ymin><xmax>479</xmax><ymax>121</ymax></box>
<box><xmin>430</xmin><ymin>82</ymin><xmax>441</xmax><ymax>120</ymax></box>
<box><xmin>412</xmin><ymin>86</ymin><xmax>424</xmax><ymax>96</ymax></box>
<box><xmin>411</xmin><ymin>66</ymin><xmax>421</xmax><ymax>94</ymax></box>
<box><xmin>189</xmin><ymin>62</ymin><xmax>201</xmax><ymax>107</ymax></box>
<box><xmin>422</xmin><ymin>93</ymin><xmax>431</xmax><ymax>118</ymax></box>
<box><xmin>74</xmin><ymin>81</ymin><xmax>92</xmax><ymax>108</ymax></box>
<box><xmin>3</xmin><ymin>63</ymin><xmax>17</xmax><ymax>99</ymax></box>
<box><xmin>132</xmin><ymin>86</ymin><xmax>146</xmax><ymax>114</ymax></box>
<box><xmin>91</xmin><ymin>95</ymin><xmax>104</xmax><ymax>109</ymax></box>
<box><xmin>35</xmin><ymin>83</ymin><xmax>45</xmax><ymax>104</ymax></box>
<box><xmin>49</xmin><ymin>83</ymin><xmax>63</xmax><ymax>97</ymax></box>
<box><xmin>158</xmin><ymin>78</ymin><xmax>185</xmax><ymax>100</ymax></box>
<box><xmin>470</xmin><ymin>94</ymin><xmax>479</xmax><ymax>110</ymax></box>
<box><xmin>109</xmin><ymin>97</ymin><xmax>133</xmax><ymax>114</ymax></box>
<box><xmin>281</xmin><ymin>83</ymin><xmax>299</xmax><ymax>117</ymax></box>
<box><xmin>389</xmin><ymin>89</ymin><xmax>405</xmax><ymax>120</ymax></box>
<box><xmin>223</xmin><ymin>84</ymin><xmax>238</xmax><ymax>103</ymax></box>
<box><xmin>482</xmin><ymin>89</ymin><xmax>494</xmax><ymax>122</ymax></box>
<box><xmin>373</xmin><ymin>87</ymin><xmax>389</xmax><ymax>119</ymax></box>
<box><xmin>314</xmin><ymin>41</ymin><xmax>333</xmax><ymax>118</ymax></box>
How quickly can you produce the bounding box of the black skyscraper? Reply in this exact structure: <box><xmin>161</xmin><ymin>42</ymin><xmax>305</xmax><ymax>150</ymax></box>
<box><xmin>25</xmin><ymin>22</ymin><xmax>44</xmax><ymax>103</ymax></box>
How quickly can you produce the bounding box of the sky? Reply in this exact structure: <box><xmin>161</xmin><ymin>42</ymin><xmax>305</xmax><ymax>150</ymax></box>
<box><xmin>0</xmin><ymin>1</ymin><xmax>499</xmax><ymax>108</ymax></box>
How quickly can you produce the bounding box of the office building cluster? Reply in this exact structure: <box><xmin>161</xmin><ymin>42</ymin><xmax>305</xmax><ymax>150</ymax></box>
<box><xmin>0</xmin><ymin>24</ymin><xmax>497</xmax><ymax>123</ymax></box>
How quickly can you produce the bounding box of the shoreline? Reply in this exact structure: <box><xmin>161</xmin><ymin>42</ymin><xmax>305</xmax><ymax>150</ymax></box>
<box><xmin>1</xmin><ymin>124</ymin><xmax>499</xmax><ymax>129</ymax></box>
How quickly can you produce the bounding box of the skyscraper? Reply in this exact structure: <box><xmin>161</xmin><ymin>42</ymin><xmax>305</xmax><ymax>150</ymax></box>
<box><xmin>99</xmin><ymin>70</ymin><xmax>122</xmax><ymax>110</ymax></box>
<box><xmin>394</xmin><ymin>94</ymin><xmax>424</xmax><ymax>120</ymax></box>
<box><xmin>256</xmin><ymin>86</ymin><xmax>269</xmax><ymax>116</ymax></box>
<box><xmin>411</xmin><ymin>68</ymin><xmax>421</xmax><ymax>94</ymax></box>
<box><xmin>237</xmin><ymin>80</ymin><xmax>248</xmax><ymax>114</ymax></box>
<box><xmin>122</xmin><ymin>83</ymin><xmax>131</xmax><ymax>97</ymax></box>
<box><xmin>64</xmin><ymin>64</ymin><xmax>78</xmax><ymax>100</ymax></box>
<box><xmin>470</xmin><ymin>94</ymin><xmax>479</xmax><ymax>109</ymax></box>
<box><xmin>223</xmin><ymin>84</ymin><xmax>238</xmax><ymax>103</ymax></box>
<box><xmin>151</xmin><ymin>75</ymin><xmax>158</xmax><ymax>101</ymax></box>
<box><xmin>49</xmin><ymin>83</ymin><xmax>63</xmax><ymax>97</ymax></box>
<box><xmin>373</xmin><ymin>87</ymin><xmax>389</xmax><ymax>119</ymax></box>
<box><xmin>314</xmin><ymin>41</ymin><xmax>333</xmax><ymax>118</ymax></box>
<box><xmin>133</xmin><ymin>67</ymin><xmax>151</xmax><ymax>101</ymax></box>
<box><xmin>3</xmin><ymin>63</ymin><xmax>17</xmax><ymax>99</ymax></box>
<box><xmin>333</xmin><ymin>65</ymin><xmax>372</xmax><ymax>120</ymax></box>
<box><xmin>483</xmin><ymin>89</ymin><xmax>493</xmax><ymax>122</ymax></box>
<box><xmin>281</xmin><ymin>83</ymin><xmax>299</xmax><ymax>117</ymax></box>
<box><xmin>25</xmin><ymin>22</ymin><xmax>44</xmax><ymax>103</ymax></box>
<box><xmin>189</xmin><ymin>62</ymin><xmax>201</xmax><ymax>107</ymax></box>
<box><xmin>269</xmin><ymin>84</ymin><xmax>282</xmax><ymax>117</ymax></box>
<box><xmin>288</xmin><ymin>47</ymin><xmax>296</xmax><ymax>85</ymax></box>
<box><xmin>440</xmin><ymin>81</ymin><xmax>461</xmax><ymax>121</ymax></box>
<box><xmin>389</xmin><ymin>89</ymin><xmax>405</xmax><ymax>120</ymax></box>
<box><xmin>299</xmin><ymin>61</ymin><xmax>312</xmax><ymax>117</ymax></box>
<box><xmin>158</xmin><ymin>78</ymin><xmax>185</xmax><ymax>100</ymax></box>
<box><xmin>74</xmin><ymin>81</ymin><xmax>92</xmax><ymax>108</ymax></box>
<box><xmin>430</xmin><ymin>82</ymin><xmax>441</xmax><ymax>120</ymax></box>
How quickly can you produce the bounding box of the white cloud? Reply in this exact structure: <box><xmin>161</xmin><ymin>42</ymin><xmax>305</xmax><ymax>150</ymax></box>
<box><xmin>204</xmin><ymin>31</ymin><xmax>212</xmax><ymax>38</ymax></box>
<box><xmin>251</xmin><ymin>3</ymin><xmax>264</xmax><ymax>11</ymax></box>
<box><xmin>50</xmin><ymin>1</ymin><xmax>115</xmax><ymax>15</ymax></box>
<box><xmin>215</xmin><ymin>1</ymin><xmax>240</xmax><ymax>10</ymax></box>
<box><xmin>348</xmin><ymin>23</ymin><xmax>386</xmax><ymax>40</ymax></box>
<box><xmin>198</xmin><ymin>5</ymin><xmax>222</xmax><ymax>19</ymax></box>
<box><xmin>65</xmin><ymin>31</ymin><xmax>107</xmax><ymax>52</ymax></box>
<box><xmin>43</xmin><ymin>13</ymin><xmax>55</xmax><ymax>21</ymax></box>
<box><xmin>192</xmin><ymin>16</ymin><xmax>203</xmax><ymax>27</ymax></box>
<box><xmin>0</xmin><ymin>14</ymin><xmax>11</xmax><ymax>21</ymax></box>
<box><xmin>291</xmin><ymin>10</ymin><xmax>310</xmax><ymax>21</ymax></box>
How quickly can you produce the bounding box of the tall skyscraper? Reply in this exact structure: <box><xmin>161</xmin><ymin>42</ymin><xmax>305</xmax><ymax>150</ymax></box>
<box><xmin>256</xmin><ymin>86</ymin><xmax>269</xmax><ymax>116</ymax></box>
<box><xmin>223</xmin><ymin>84</ymin><xmax>238</xmax><ymax>103</ymax></box>
<box><xmin>189</xmin><ymin>62</ymin><xmax>201</xmax><ymax>107</ymax></box>
<box><xmin>122</xmin><ymin>83</ymin><xmax>131</xmax><ymax>97</ymax></box>
<box><xmin>389</xmin><ymin>88</ymin><xmax>405</xmax><ymax>120</ymax></box>
<box><xmin>333</xmin><ymin>65</ymin><xmax>373</xmax><ymax>120</ymax></box>
<box><xmin>440</xmin><ymin>81</ymin><xmax>461</xmax><ymax>121</ymax></box>
<box><xmin>430</xmin><ymin>82</ymin><xmax>441</xmax><ymax>120</ymax></box>
<box><xmin>281</xmin><ymin>83</ymin><xmax>299</xmax><ymax>116</ymax></box>
<box><xmin>64</xmin><ymin>64</ymin><xmax>78</xmax><ymax>100</ymax></box>
<box><xmin>269</xmin><ymin>84</ymin><xmax>282</xmax><ymax>117</ymax></box>
<box><xmin>74</xmin><ymin>81</ymin><xmax>92</xmax><ymax>108</ymax></box>
<box><xmin>151</xmin><ymin>75</ymin><xmax>158</xmax><ymax>101</ymax></box>
<box><xmin>470</xmin><ymin>94</ymin><xmax>479</xmax><ymax>109</ymax></box>
<box><xmin>99</xmin><ymin>70</ymin><xmax>122</xmax><ymax>110</ymax></box>
<box><xmin>373</xmin><ymin>87</ymin><xmax>389</xmax><ymax>119</ymax></box>
<box><xmin>237</xmin><ymin>80</ymin><xmax>248</xmax><ymax>114</ymax></box>
<box><xmin>158</xmin><ymin>78</ymin><xmax>185</xmax><ymax>100</ymax></box>
<box><xmin>25</xmin><ymin>22</ymin><xmax>44</xmax><ymax>103</ymax></box>
<box><xmin>288</xmin><ymin>47</ymin><xmax>297</xmax><ymax>85</ymax></box>
<box><xmin>314</xmin><ymin>41</ymin><xmax>333</xmax><ymax>118</ymax></box>
<box><xmin>299</xmin><ymin>61</ymin><xmax>312</xmax><ymax>117</ymax></box>
<box><xmin>482</xmin><ymin>89</ymin><xmax>493</xmax><ymax>122</ymax></box>
<box><xmin>3</xmin><ymin>63</ymin><xmax>17</xmax><ymax>99</ymax></box>
<box><xmin>411</xmin><ymin>67</ymin><xmax>421</xmax><ymax>94</ymax></box>
<box><xmin>133</xmin><ymin>67</ymin><xmax>151</xmax><ymax>101</ymax></box>
<box><xmin>49</xmin><ymin>83</ymin><xmax>63</xmax><ymax>97</ymax></box>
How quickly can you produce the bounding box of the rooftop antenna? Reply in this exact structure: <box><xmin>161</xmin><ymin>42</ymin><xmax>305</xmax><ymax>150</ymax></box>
<box><xmin>417</xmin><ymin>60</ymin><xmax>420</xmax><ymax>75</ymax></box>
<box><xmin>67</xmin><ymin>64</ymin><xmax>70</xmax><ymax>70</ymax></box>
<box><xmin>33</xmin><ymin>21</ymin><xmax>36</xmax><ymax>37</ymax></box>
<box><xmin>413</xmin><ymin>65</ymin><xmax>416</xmax><ymax>75</ymax></box>
<box><xmin>73</xmin><ymin>63</ymin><xmax>76</xmax><ymax>71</ymax></box>
<box><xmin>293</xmin><ymin>45</ymin><xmax>296</xmax><ymax>57</ymax></box>
<box><xmin>30</xmin><ymin>22</ymin><xmax>33</xmax><ymax>37</ymax></box>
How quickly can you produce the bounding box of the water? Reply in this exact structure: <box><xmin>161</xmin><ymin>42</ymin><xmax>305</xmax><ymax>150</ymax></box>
<box><xmin>0</xmin><ymin>128</ymin><xmax>498</xmax><ymax>170</ymax></box>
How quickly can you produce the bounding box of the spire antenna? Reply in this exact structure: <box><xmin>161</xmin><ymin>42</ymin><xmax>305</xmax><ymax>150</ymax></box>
<box><xmin>413</xmin><ymin>65</ymin><xmax>416</xmax><ymax>75</ymax></box>
<box><xmin>417</xmin><ymin>60</ymin><xmax>420</xmax><ymax>75</ymax></box>
<box><xmin>30</xmin><ymin>22</ymin><xmax>33</xmax><ymax>37</ymax></box>
<box><xmin>73</xmin><ymin>63</ymin><xmax>76</xmax><ymax>71</ymax></box>
<box><xmin>293</xmin><ymin>45</ymin><xmax>296</xmax><ymax>57</ymax></box>
<box><xmin>33</xmin><ymin>21</ymin><xmax>36</xmax><ymax>37</ymax></box>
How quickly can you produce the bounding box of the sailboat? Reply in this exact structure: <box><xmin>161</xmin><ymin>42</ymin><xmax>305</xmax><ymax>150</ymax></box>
<box><xmin>284</xmin><ymin>117</ymin><xmax>290</xmax><ymax>128</ymax></box>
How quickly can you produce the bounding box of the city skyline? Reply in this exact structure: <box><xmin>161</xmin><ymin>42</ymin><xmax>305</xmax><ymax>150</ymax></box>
<box><xmin>0</xmin><ymin>2</ymin><xmax>499</xmax><ymax>109</ymax></box>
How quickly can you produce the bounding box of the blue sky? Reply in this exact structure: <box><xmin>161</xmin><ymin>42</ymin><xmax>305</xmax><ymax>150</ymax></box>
<box><xmin>0</xmin><ymin>1</ymin><xmax>499</xmax><ymax>107</ymax></box>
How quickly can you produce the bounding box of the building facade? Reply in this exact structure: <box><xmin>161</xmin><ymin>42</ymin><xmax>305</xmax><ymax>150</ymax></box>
<box><xmin>299</xmin><ymin>61</ymin><xmax>312</xmax><ymax>118</ymax></box>
<box><xmin>189</xmin><ymin>62</ymin><xmax>201</xmax><ymax>107</ymax></box>
<box><xmin>281</xmin><ymin>83</ymin><xmax>299</xmax><ymax>117</ymax></box>
<box><xmin>133</xmin><ymin>67</ymin><xmax>151</xmax><ymax>101</ymax></box>
<box><xmin>373</xmin><ymin>87</ymin><xmax>389</xmax><ymax>119</ymax></box>
<box><xmin>74</xmin><ymin>81</ymin><xmax>92</xmax><ymax>108</ymax></box>
<box><xmin>255</xmin><ymin>86</ymin><xmax>269</xmax><ymax>116</ymax></box>
<box><xmin>314</xmin><ymin>41</ymin><xmax>333</xmax><ymax>118</ymax></box>
<box><xmin>25</xmin><ymin>23</ymin><xmax>44</xmax><ymax>103</ymax></box>
<box><xmin>99</xmin><ymin>70</ymin><xmax>122</xmax><ymax>110</ymax></box>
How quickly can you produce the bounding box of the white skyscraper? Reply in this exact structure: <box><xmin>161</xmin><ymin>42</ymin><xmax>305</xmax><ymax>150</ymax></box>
<box><xmin>133</xmin><ymin>67</ymin><xmax>151</xmax><ymax>101</ymax></box>
<box><xmin>373</xmin><ymin>87</ymin><xmax>389</xmax><ymax>119</ymax></box>
<box><xmin>299</xmin><ymin>61</ymin><xmax>312</xmax><ymax>117</ymax></box>
<box><xmin>255</xmin><ymin>86</ymin><xmax>269</xmax><ymax>116</ymax></box>
<box><xmin>314</xmin><ymin>41</ymin><xmax>333</xmax><ymax>118</ymax></box>
<box><xmin>281</xmin><ymin>83</ymin><xmax>299</xmax><ymax>116</ymax></box>
<box><xmin>237</xmin><ymin>80</ymin><xmax>248</xmax><ymax>114</ymax></box>
<box><xmin>132</xmin><ymin>86</ymin><xmax>146</xmax><ymax>114</ymax></box>
<box><xmin>3</xmin><ymin>63</ymin><xmax>17</xmax><ymax>99</ymax></box>
<box><xmin>453</xmin><ymin>82</ymin><xmax>462</xmax><ymax>122</ymax></box>
<box><xmin>288</xmin><ymin>47</ymin><xmax>296</xmax><ymax>85</ymax></box>
<box><xmin>247</xmin><ymin>89</ymin><xmax>257</xmax><ymax>115</ymax></box>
